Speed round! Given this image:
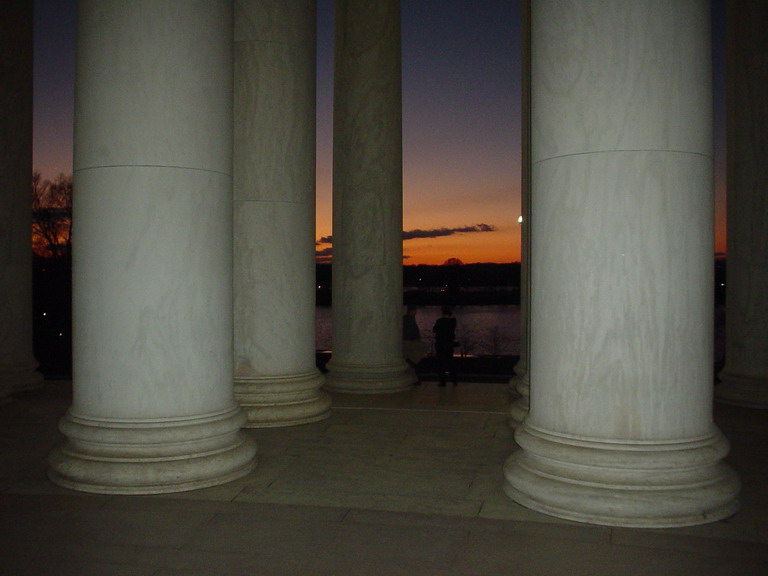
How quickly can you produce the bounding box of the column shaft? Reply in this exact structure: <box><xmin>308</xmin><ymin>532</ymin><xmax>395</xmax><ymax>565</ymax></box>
<box><xmin>233</xmin><ymin>0</ymin><xmax>330</xmax><ymax>426</ymax></box>
<box><xmin>48</xmin><ymin>0</ymin><xmax>256</xmax><ymax>494</ymax></box>
<box><xmin>509</xmin><ymin>0</ymin><xmax>531</xmax><ymax>427</ymax></box>
<box><xmin>0</xmin><ymin>1</ymin><xmax>44</xmax><ymax>401</ymax></box>
<box><xmin>325</xmin><ymin>0</ymin><xmax>413</xmax><ymax>393</ymax></box>
<box><xmin>504</xmin><ymin>0</ymin><xmax>739</xmax><ymax>527</ymax></box>
<box><xmin>715</xmin><ymin>1</ymin><xmax>768</xmax><ymax>407</ymax></box>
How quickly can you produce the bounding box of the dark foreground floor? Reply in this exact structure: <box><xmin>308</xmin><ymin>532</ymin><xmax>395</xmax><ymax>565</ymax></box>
<box><xmin>1</xmin><ymin>379</ymin><xmax>767</xmax><ymax>575</ymax></box>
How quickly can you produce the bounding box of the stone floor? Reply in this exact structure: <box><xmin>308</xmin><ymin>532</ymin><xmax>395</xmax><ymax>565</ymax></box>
<box><xmin>1</xmin><ymin>379</ymin><xmax>767</xmax><ymax>575</ymax></box>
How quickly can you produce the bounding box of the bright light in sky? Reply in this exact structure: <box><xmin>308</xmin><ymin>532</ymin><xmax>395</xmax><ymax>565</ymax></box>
<box><xmin>32</xmin><ymin>0</ymin><xmax>726</xmax><ymax>265</ymax></box>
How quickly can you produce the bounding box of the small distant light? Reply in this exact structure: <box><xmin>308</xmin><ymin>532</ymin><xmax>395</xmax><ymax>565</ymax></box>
<box><xmin>518</xmin><ymin>216</ymin><xmax>523</xmax><ymax>223</ymax></box>
<box><xmin>720</xmin><ymin>283</ymin><xmax>725</xmax><ymax>287</ymax></box>
<box><xmin>58</xmin><ymin>333</ymin><xmax>63</xmax><ymax>337</ymax></box>
<box><xmin>42</xmin><ymin>312</ymin><xmax>47</xmax><ymax>316</ymax></box>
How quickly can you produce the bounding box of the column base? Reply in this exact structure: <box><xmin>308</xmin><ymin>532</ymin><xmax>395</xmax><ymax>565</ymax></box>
<box><xmin>324</xmin><ymin>359</ymin><xmax>415</xmax><ymax>394</ymax></box>
<box><xmin>504</xmin><ymin>423</ymin><xmax>740</xmax><ymax>528</ymax></box>
<box><xmin>2</xmin><ymin>360</ymin><xmax>44</xmax><ymax>394</ymax></box>
<box><xmin>509</xmin><ymin>357</ymin><xmax>527</xmax><ymax>392</ymax></box>
<box><xmin>509</xmin><ymin>398</ymin><xmax>529</xmax><ymax>429</ymax></box>
<box><xmin>508</xmin><ymin>376</ymin><xmax>529</xmax><ymax>428</ymax></box>
<box><xmin>235</xmin><ymin>370</ymin><xmax>331</xmax><ymax>427</ymax></box>
<box><xmin>48</xmin><ymin>405</ymin><xmax>257</xmax><ymax>494</ymax></box>
<box><xmin>715</xmin><ymin>372</ymin><xmax>768</xmax><ymax>408</ymax></box>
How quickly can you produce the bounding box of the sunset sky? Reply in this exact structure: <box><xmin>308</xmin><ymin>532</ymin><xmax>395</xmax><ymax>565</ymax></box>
<box><xmin>33</xmin><ymin>0</ymin><xmax>725</xmax><ymax>265</ymax></box>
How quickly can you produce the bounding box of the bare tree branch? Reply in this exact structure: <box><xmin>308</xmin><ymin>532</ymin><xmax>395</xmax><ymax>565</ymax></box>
<box><xmin>32</xmin><ymin>172</ymin><xmax>72</xmax><ymax>258</ymax></box>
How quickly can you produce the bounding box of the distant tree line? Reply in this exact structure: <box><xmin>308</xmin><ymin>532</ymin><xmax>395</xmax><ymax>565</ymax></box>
<box><xmin>315</xmin><ymin>262</ymin><xmax>523</xmax><ymax>306</ymax></box>
<box><xmin>402</xmin><ymin>262</ymin><xmax>521</xmax><ymax>288</ymax></box>
<box><xmin>315</xmin><ymin>262</ymin><xmax>521</xmax><ymax>289</ymax></box>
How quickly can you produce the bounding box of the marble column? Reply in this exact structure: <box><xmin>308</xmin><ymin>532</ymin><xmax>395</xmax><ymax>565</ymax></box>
<box><xmin>504</xmin><ymin>0</ymin><xmax>740</xmax><ymax>527</ymax></box>
<box><xmin>509</xmin><ymin>0</ymin><xmax>531</xmax><ymax>427</ymax></box>
<box><xmin>324</xmin><ymin>0</ymin><xmax>413</xmax><ymax>393</ymax></box>
<box><xmin>233</xmin><ymin>0</ymin><xmax>330</xmax><ymax>426</ymax></box>
<box><xmin>48</xmin><ymin>0</ymin><xmax>256</xmax><ymax>494</ymax></box>
<box><xmin>0</xmin><ymin>1</ymin><xmax>44</xmax><ymax>402</ymax></box>
<box><xmin>715</xmin><ymin>1</ymin><xmax>768</xmax><ymax>408</ymax></box>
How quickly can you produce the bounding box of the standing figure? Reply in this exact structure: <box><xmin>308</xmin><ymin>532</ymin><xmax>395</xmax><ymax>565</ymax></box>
<box><xmin>403</xmin><ymin>305</ymin><xmax>429</xmax><ymax>385</ymax></box>
<box><xmin>433</xmin><ymin>306</ymin><xmax>458</xmax><ymax>387</ymax></box>
<box><xmin>403</xmin><ymin>305</ymin><xmax>428</xmax><ymax>365</ymax></box>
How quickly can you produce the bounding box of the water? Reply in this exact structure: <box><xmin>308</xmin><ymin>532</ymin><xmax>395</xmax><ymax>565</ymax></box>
<box><xmin>316</xmin><ymin>304</ymin><xmax>726</xmax><ymax>364</ymax></box>
<box><xmin>315</xmin><ymin>305</ymin><xmax>521</xmax><ymax>356</ymax></box>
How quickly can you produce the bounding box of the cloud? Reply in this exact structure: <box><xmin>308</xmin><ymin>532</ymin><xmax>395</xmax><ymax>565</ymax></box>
<box><xmin>316</xmin><ymin>223</ymin><xmax>496</xmax><ymax>247</ymax></box>
<box><xmin>401</xmin><ymin>224</ymin><xmax>496</xmax><ymax>240</ymax></box>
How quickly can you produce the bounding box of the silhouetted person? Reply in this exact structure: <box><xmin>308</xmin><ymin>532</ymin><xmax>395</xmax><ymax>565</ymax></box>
<box><xmin>433</xmin><ymin>306</ymin><xmax>458</xmax><ymax>387</ymax></box>
<box><xmin>403</xmin><ymin>305</ymin><xmax>428</xmax><ymax>384</ymax></box>
<box><xmin>403</xmin><ymin>305</ymin><xmax>421</xmax><ymax>343</ymax></box>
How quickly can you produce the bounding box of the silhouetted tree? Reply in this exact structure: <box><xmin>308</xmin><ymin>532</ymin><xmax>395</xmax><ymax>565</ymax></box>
<box><xmin>32</xmin><ymin>172</ymin><xmax>72</xmax><ymax>258</ymax></box>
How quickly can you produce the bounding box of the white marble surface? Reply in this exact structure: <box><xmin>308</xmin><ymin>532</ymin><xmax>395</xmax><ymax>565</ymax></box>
<box><xmin>505</xmin><ymin>423</ymin><xmax>740</xmax><ymax>528</ymax></box>
<box><xmin>72</xmin><ymin>167</ymin><xmax>236</xmax><ymax>419</ymax></box>
<box><xmin>326</xmin><ymin>0</ymin><xmax>412</xmax><ymax>392</ymax></box>
<box><xmin>505</xmin><ymin>0</ymin><xmax>739</xmax><ymax>526</ymax></box>
<box><xmin>233</xmin><ymin>0</ymin><xmax>329</xmax><ymax>426</ymax></box>
<box><xmin>531</xmin><ymin>152</ymin><xmax>714</xmax><ymax>441</ymax></box>
<box><xmin>234</xmin><ymin>203</ymin><xmax>317</xmax><ymax>376</ymax></box>
<box><xmin>716</xmin><ymin>2</ymin><xmax>768</xmax><ymax>407</ymax></box>
<box><xmin>531</xmin><ymin>0</ymin><xmax>711</xmax><ymax>161</ymax></box>
<box><xmin>51</xmin><ymin>1</ymin><xmax>256</xmax><ymax>494</ymax></box>
<box><xmin>235</xmin><ymin>371</ymin><xmax>331</xmax><ymax>427</ymax></box>
<box><xmin>74</xmin><ymin>1</ymin><xmax>233</xmax><ymax>174</ymax></box>
<box><xmin>234</xmin><ymin>0</ymin><xmax>312</xmax><ymax>52</ymax></box>
<box><xmin>0</xmin><ymin>3</ymin><xmax>42</xmax><ymax>399</ymax></box>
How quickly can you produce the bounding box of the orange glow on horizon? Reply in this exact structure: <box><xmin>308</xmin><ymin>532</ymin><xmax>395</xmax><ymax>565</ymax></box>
<box><xmin>316</xmin><ymin>167</ymin><xmax>729</xmax><ymax>263</ymax></box>
<box><xmin>402</xmin><ymin>227</ymin><xmax>521</xmax><ymax>265</ymax></box>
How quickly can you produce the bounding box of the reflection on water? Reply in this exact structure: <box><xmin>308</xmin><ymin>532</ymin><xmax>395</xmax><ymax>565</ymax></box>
<box><xmin>315</xmin><ymin>305</ymin><xmax>521</xmax><ymax>356</ymax></box>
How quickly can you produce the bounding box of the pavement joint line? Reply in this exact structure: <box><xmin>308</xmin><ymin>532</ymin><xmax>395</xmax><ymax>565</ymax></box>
<box><xmin>330</xmin><ymin>406</ymin><xmax>509</xmax><ymax>415</ymax></box>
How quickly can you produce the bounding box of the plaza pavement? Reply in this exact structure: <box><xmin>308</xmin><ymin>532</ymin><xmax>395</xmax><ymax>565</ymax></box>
<box><xmin>1</xmin><ymin>378</ymin><xmax>767</xmax><ymax>575</ymax></box>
